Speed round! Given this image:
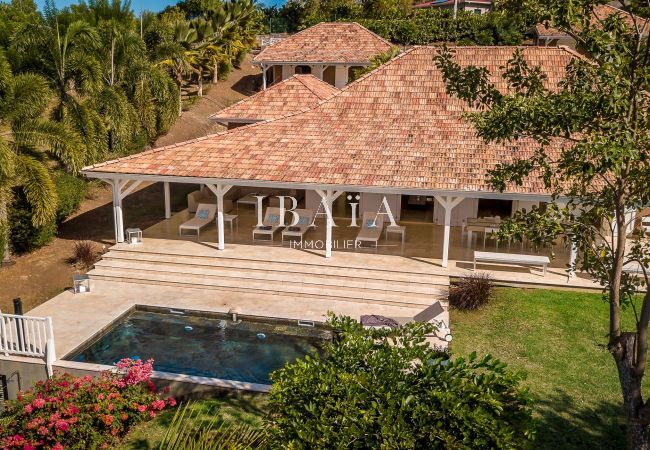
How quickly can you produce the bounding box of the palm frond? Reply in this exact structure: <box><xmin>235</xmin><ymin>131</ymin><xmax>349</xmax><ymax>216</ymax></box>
<box><xmin>158</xmin><ymin>402</ymin><xmax>268</xmax><ymax>450</ymax></box>
<box><xmin>0</xmin><ymin>138</ymin><xmax>15</xmax><ymax>179</ymax></box>
<box><xmin>7</xmin><ymin>73</ymin><xmax>52</xmax><ymax>123</ymax></box>
<box><xmin>12</xmin><ymin>119</ymin><xmax>85</xmax><ymax>173</ymax></box>
<box><xmin>14</xmin><ymin>154</ymin><xmax>57</xmax><ymax>227</ymax></box>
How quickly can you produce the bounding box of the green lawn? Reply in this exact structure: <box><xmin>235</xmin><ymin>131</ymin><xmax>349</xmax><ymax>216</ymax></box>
<box><xmin>451</xmin><ymin>287</ymin><xmax>642</xmax><ymax>450</ymax></box>
<box><xmin>118</xmin><ymin>392</ymin><xmax>269</xmax><ymax>449</ymax></box>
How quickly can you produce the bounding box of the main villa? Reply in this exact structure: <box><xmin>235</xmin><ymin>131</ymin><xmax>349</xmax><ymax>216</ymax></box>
<box><xmin>3</xmin><ymin>21</ymin><xmax>645</xmax><ymax>397</ymax></box>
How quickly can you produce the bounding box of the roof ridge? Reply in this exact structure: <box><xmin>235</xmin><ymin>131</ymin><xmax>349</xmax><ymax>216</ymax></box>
<box><xmin>349</xmin><ymin>21</ymin><xmax>394</xmax><ymax>48</ymax></box>
<box><xmin>293</xmin><ymin>74</ymin><xmax>336</xmax><ymax>98</ymax></box>
<box><xmin>209</xmin><ymin>75</ymin><xmax>308</xmax><ymax>119</ymax></box>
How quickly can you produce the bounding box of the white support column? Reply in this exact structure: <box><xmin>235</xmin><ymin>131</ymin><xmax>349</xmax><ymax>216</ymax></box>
<box><xmin>568</xmin><ymin>241</ymin><xmax>578</xmax><ymax>278</ymax></box>
<box><xmin>434</xmin><ymin>195</ymin><xmax>465</xmax><ymax>268</ymax></box>
<box><xmin>315</xmin><ymin>189</ymin><xmax>344</xmax><ymax>258</ymax></box>
<box><xmin>163</xmin><ymin>182</ymin><xmax>171</xmax><ymax>219</ymax></box>
<box><xmin>206</xmin><ymin>184</ymin><xmax>233</xmax><ymax>250</ymax></box>
<box><xmin>111</xmin><ymin>179</ymin><xmax>125</xmax><ymax>243</ymax></box>
<box><xmin>262</xmin><ymin>64</ymin><xmax>267</xmax><ymax>90</ymax></box>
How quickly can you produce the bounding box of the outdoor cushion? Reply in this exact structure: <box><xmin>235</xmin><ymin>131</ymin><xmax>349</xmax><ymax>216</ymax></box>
<box><xmin>197</xmin><ymin>210</ymin><xmax>209</xmax><ymax>219</ymax></box>
<box><xmin>297</xmin><ymin>216</ymin><xmax>310</xmax><ymax>225</ymax></box>
<box><xmin>365</xmin><ymin>218</ymin><xmax>377</xmax><ymax>228</ymax></box>
<box><xmin>269</xmin><ymin>214</ymin><xmax>280</xmax><ymax>224</ymax></box>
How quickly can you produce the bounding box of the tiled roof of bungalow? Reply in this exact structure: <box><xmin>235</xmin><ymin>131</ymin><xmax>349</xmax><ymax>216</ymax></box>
<box><xmin>252</xmin><ymin>22</ymin><xmax>393</xmax><ymax>65</ymax></box>
<box><xmin>82</xmin><ymin>45</ymin><xmax>581</xmax><ymax>197</ymax></box>
<box><xmin>209</xmin><ymin>75</ymin><xmax>339</xmax><ymax>124</ymax></box>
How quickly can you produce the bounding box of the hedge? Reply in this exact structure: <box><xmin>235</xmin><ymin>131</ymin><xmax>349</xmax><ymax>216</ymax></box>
<box><xmin>9</xmin><ymin>172</ymin><xmax>87</xmax><ymax>254</ymax></box>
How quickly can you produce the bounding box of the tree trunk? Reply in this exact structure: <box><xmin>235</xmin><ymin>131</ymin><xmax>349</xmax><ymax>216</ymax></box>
<box><xmin>614</xmin><ymin>332</ymin><xmax>650</xmax><ymax>449</ymax></box>
<box><xmin>197</xmin><ymin>71</ymin><xmax>203</xmax><ymax>97</ymax></box>
<box><xmin>0</xmin><ymin>195</ymin><xmax>11</xmax><ymax>266</ymax></box>
<box><xmin>212</xmin><ymin>61</ymin><xmax>219</xmax><ymax>84</ymax></box>
<box><xmin>178</xmin><ymin>83</ymin><xmax>183</xmax><ymax>117</ymax></box>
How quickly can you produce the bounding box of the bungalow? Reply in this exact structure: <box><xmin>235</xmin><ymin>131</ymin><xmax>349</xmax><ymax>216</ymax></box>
<box><xmin>412</xmin><ymin>0</ymin><xmax>492</xmax><ymax>15</ymax></box>
<box><xmin>81</xmin><ymin>45</ymin><xmax>583</xmax><ymax>270</ymax></box>
<box><xmin>208</xmin><ymin>74</ymin><xmax>338</xmax><ymax>129</ymax></box>
<box><xmin>252</xmin><ymin>22</ymin><xmax>392</xmax><ymax>89</ymax></box>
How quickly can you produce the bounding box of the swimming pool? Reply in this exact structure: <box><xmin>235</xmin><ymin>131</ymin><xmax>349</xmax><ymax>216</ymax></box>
<box><xmin>65</xmin><ymin>306</ymin><xmax>331</xmax><ymax>385</ymax></box>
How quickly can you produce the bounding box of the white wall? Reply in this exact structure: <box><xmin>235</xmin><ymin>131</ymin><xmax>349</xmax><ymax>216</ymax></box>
<box><xmin>433</xmin><ymin>198</ymin><xmax>478</xmax><ymax>226</ymax></box>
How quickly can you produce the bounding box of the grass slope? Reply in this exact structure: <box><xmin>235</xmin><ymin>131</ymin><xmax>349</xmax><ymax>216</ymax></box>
<box><xmin>452</xmin><ymin>287</ymin><xmax>644</xmax><ymax>450</ymax></box>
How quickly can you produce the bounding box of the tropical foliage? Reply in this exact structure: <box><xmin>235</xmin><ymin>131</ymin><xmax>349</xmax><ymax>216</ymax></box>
<box><xmin>0</xmin><ymin>359</ymin><xmax>176</xmax><ymax>449</ymax></box>
<box><xmin>0</xmin><ymin>0</ymin><xmax>261</xmax><ymax>261</ymax></box>
<box><xmin>157</xmin><ymin>402</ymin><xmax>267</xmax><ymax>449</ymax></box>
<box><xmin>435</xmin><ymin>0</ymin><xmax>650</xmax><ymax>446</ymax></box>
<box><xmin>263</xmin><ymin>0</ymin><xmax>536</xmax><ymax>45</ymax></box>
<box><xmin>268</xmin><ymin>315</ymin><xmax>535</xmax><ymax>448</ymax></box>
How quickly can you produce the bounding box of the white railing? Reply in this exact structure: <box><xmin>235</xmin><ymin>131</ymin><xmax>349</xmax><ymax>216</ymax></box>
<box><xmin>0</xmin><ymin>311</ymin><xmax>56</xmax><ymax>376</ymax></box>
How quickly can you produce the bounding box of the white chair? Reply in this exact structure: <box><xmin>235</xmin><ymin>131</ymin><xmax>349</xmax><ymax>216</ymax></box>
<box><xmin>179</xmin><ymin>203</ymin><xmax>217</xmax><ymax>236</ymax></box>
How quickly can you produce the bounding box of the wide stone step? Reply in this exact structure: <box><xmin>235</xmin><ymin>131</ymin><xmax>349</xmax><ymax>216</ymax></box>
<box><xmin>89</xmin><ymin>267</ymin><xmax>447</xmax><ymax>308</ymax></box>
<box><xmin>102</xmin><ymin>249</ymin><xmax>449</xmax><ymax>286</ymax></box>
<box><xmin>93</xmin><ymin>259</ymin><xmax>444</xmax><ymax>296</ymax></box>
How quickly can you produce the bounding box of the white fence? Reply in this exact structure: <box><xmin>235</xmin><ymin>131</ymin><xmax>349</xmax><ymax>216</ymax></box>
<box><xmin>0</xmin><ymin>311</ymin><xmax>56</xmax><ymax>376</ymax></box>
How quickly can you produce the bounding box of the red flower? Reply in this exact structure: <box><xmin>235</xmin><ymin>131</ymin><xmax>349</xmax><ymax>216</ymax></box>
<box><xmin>121</xmin><ymin>413</ymin><xmax>129</xmax><ymax>421</ymax></box>
<box><xmin>101</xmin><ymin>414</ymin><xmax>114</xmax><ymax>426</ymax></box>
<box><xmin>23</xmin><ymin>404</ymin><xmax>34</xmax><ymax>414</ymax></box>
<box><xmin>52</xmin><ymin>443</ymin><xmax>64</xmax><ymax>450</ymax></box>
<box><xmin>137</xmin><ymin>405</ymin><xmax>147</xmax><ymax>413</ymax></box>
<box><xmin>167</xmin><ymin>397</ymin><xmax>177</xmax><ymax>407</ymax></box>
<box><xmin>32</xmin><ymin>398</ymin><xmax>46</xmax><ymax>409</ymax></box>
<box><xmin>55</xmin><ymin>420</ymin><xmax>70</xmax><ymax>432</ymax></box>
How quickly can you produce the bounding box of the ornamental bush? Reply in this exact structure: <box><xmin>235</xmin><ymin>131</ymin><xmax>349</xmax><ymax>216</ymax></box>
<box><xmin>0</xmin><ymin>359</ymin><xmax>176</xmax><ymax>449</ymax></box>
<box><xmin>268</xmin><ymin>315</ymin><xmax>535</xmax><ymax>449</ymax></box>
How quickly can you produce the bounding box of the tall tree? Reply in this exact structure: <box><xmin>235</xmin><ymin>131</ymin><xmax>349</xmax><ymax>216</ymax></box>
<box><xmin>435</xmin><ymin>0</ymin><xmax>650</xmax><ymax>447</ymax></box>
<box><xmin>0</xmin><ymin>51</ymin><xmax>82</xmax><ymax>264</ymax></box>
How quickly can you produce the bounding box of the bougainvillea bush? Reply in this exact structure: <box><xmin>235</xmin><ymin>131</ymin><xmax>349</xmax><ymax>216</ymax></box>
<box><xmin>0</xmin><ymin>358</ymin><xmax>176</xmax><ymax>449</ymax></box>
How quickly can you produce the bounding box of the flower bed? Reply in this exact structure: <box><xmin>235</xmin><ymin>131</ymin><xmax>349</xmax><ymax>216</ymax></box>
<box><xmin>0</xmin><ymin>359</ymin><xmax>176</xmax><ymax>449</ymax></box>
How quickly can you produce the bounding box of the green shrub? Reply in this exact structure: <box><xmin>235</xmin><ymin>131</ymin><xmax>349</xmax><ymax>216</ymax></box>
<box><xmin>8</xmin><ymin>190</ymin><xmax>58</xmax><ymax>254</ymax></box>
<box><xmin>9</xmin><ymin>173</ymin><xmax>86</xmax><ymax>254</ymax></box>
<box><xmin>268</xmin><ymin>315</ymin><xmax>535</xmax><ymax>448</ymax></box>
<box><xmin>54</xmin><ymin>172</ymin><xmax>87</xmax><ymax>223</ymax></box>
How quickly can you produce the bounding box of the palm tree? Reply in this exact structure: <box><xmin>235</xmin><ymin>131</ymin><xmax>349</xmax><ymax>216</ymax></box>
<box><xmin>12</xmin><ymin>18</ymin><xmax>107</xmax><ymax>163</ymax></box>
<box><xmin>0</xmin><ymin>51</ymin><xmax>83</xmax><ymax>264</ymax></box>
<box><xmin>157</xmin><ymin>21</ymin><xmax>198</xmax><ymax>115</ymax></box>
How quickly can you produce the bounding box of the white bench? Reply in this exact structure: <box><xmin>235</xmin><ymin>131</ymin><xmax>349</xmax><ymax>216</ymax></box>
<box><xmin>473</xmin><ymin>251</ymin><xmax>551</xmax><ymax>276</ymax></box>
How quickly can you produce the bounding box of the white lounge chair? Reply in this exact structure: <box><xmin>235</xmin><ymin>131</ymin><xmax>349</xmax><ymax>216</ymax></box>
<box><xmin>281</xmin><ymin>209</ymin><xmax>315</xmax><ymax>243</ymax></box>
<box><xmin>252</xmin><ymin>207</ymin><xmax>284</xmax><ymax>241</ymax></box>
<box><xmin>355</xmin><ymin>212</ymin><xmax>385</xmax><ymax>248</ymax></box>
<box><xmin>179</xmin><ymin>203</ymin><xmax>217</xmax><ymax>236</ymax></box>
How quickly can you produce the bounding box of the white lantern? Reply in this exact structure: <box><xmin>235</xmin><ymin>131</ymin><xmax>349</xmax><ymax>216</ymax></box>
<box><xmin>125</xmin><ymin>228</ymin><xmax>143</xmax><ymax>244</ymax></box>
<box><xmin>73</xmin><ymin>275</ymin><xmax>90</xmax><ymax>294</ymax></box>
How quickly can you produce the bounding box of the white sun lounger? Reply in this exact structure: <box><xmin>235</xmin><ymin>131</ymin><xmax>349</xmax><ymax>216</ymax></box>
<box><xmin>355</xmin><ymin>212</ymin><xmax>385</xmax><ymax>248</ymax></box>
<box><xmin>179</xmin><ymin>203</ymin><xmax>217</xmax><ymax>236</ymax></box>
<box><xmin>474</xmin><ymin>251</ymin><xmax>550</xmax><ymax>275</ymax></box>
<box><xmin>362</xmin><ymin>301</ymin><xmax>451</xmax><ymax>341</ymax></box>
<box><xmin>281</xmin><ymin>209</ymin><xmax>315</xmax><ymax>243</ymax></box>
<box><xmin>252</xmin><ymin>207</ymin><xmax>284</xmax><ymax>241</ymax></box>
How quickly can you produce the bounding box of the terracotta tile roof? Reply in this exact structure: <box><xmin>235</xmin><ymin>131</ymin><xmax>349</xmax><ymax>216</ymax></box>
<box><xmin>413</xmin><ymin>0</ymin><xmax>491</xmax><ymax>8</ymax></box>
<box><xmin>252</xmin><ymin>22</ymin><xmax>392</xmax><ymax>65</ymax></box>
<box><xmin>209</xmin><ymin>75</ymin><xmax>338</xmax><ymax>124</ymax></box>
<box><xmin>83</xmin><ymin>46</ymin><xmax>579</xmax><ymax>196</ymax></box>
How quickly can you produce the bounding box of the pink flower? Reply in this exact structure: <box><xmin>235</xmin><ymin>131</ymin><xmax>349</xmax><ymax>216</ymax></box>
<box><xmin>167</xmin><ymin>397</ymin><xmax>177</xmax><ymax>407</ymax></box>
<box><xmin>97</xmin><ymin>393</ymin><xmax>105</xmax><ymax>401</ymax></box>
<box><xmin>150</xmin><ymin>400</ymin><xmax>165</xmax><ymax>411</ymax></box>
<box><xmin>137</xmin><ymin>405</ymin><xmax>147</xmax><ymax>413</ymax></box>
<box><xmin>32</xmin><ymin>398</ymin><xmax>46</xmax><ymax>408</ymax></box>
<box><xmin>149</xmin><ymin>411</ymin><xmax>156</xmax><ymax>418</ymax></box>
<box><xmin>52</xmin><ymin>444</ymin><xmax>64</xmax><ymax>450</ymax></box>
<box><xmin>55</xmin><ymin>419</ymin><xmax>69</xmax><ymax>432</ymax></box>
<box><xmin>101</xmin><ymin>414</ymin><xmax>114</xmax><ymax>426</ymax></box>
<box><xmin>23</xmin><ymin>404</ymin><xmax>34</xmax><ymax>414</ymax></box>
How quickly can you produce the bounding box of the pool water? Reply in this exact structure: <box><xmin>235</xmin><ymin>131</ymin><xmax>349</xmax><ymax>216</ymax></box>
<box><xmin>67</xmin><ymin>308</ymin><xmax>330</xmax><ymax>385</ymax></box>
